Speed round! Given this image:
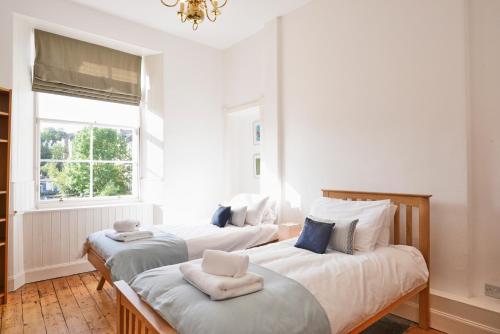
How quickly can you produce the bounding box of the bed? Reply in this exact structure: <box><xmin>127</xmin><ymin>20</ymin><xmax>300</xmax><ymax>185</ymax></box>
<box><xmin>114</xmin><ymin>189</ymin><xmax>431</xmax><ymax>334</ymax></box>
<box><xmin>86</xmin><ymin>220</ymin><xmax>279</xmax><ymax>290</ymax></box>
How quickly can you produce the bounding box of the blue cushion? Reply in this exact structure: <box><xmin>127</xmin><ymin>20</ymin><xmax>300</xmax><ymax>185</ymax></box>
<box><xmin>295</xmin><ymin>216</ymin><xmax>334</xmax><ymax>254</ymax></box>
<box><xmin>211</xmin><ymin>205</ymin><xmax>232</xmax><ymax>228</ymax></box>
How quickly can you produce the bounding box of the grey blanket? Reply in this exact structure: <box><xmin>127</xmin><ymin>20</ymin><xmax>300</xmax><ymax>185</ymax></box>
<box><xmin>131</xmin><ymin>262</ymin><xmax>331</xmax><ymax>334</ymax></box>
<box><xmin>88</xmin><ymin>230</ymin><xmax>188</xmax><ymax>283</ymax></box>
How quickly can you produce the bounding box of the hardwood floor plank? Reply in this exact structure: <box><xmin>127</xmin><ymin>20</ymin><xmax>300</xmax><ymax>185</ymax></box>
<box><xmin>21</xmin><ymin>283</ymin><xmax>46</xmax><ymax>334</ymax></box>
<box><xmin>65</xmin><ymin>275</ymin><xmax>114</xmax><ymax>334</ymax></box>
<box><xmin>52</xmin><ymin>277</ymin><xmax>91</xmax><ymax>334</ymax></box>
<box><xmin>79</xmin><ymin>273</ymin><xmax>116</xmax><ymax>331</ymax></box>
<box><xmin>36</xmin><ymin>280</ymin><xmax>69</xmax><ymax>334</ymax></box>
<box><xmin>21</xmin><ymin>283</ymin><xmax>39</xmax><ymax>304</ymax></box>
<box><xmin>1</xmin><ymin>288</ymin><xmax>23</xmax><ymax>333</ymax></box>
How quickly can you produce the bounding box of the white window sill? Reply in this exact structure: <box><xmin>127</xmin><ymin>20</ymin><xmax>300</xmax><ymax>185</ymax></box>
<box><xmin>27</xmin><ymin>198</ymin><xmax>144</xmax><ymax>213</ymax></box>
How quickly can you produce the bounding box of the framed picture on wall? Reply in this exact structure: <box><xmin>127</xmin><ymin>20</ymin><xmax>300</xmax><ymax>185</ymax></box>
<box><xmin>253</xmin><ymin>121</ymin><xmax>261</xmax><ymax>145</ymax></box>
<box><xmin>254</xmin><ymin>154</ymin><xmax>261</xmax><ymax>178</ymax></box>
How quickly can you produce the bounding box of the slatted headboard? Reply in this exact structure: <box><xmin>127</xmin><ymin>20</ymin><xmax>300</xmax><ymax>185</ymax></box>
<box><xmin>321</xmin><ymin>189</ymin><xmax>431</xmax><ymax>268</ymax></box>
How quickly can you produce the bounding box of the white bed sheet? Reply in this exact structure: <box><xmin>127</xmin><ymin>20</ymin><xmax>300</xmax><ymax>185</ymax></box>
<box><xmin>238</xmin><ymin>239</ymin><xmax>429</xmax><ymax>334</ymax></box>
<box><xmin>156</xmin><ymin>221</ymin><xmax>279</xmax><ymax>259</ymax></box>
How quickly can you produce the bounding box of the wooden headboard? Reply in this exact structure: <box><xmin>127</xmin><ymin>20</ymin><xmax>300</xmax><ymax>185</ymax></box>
<box><xmin>322</xmin><ymin>189</ymin><xmax>431</xmax><ymax>268</ymax></box>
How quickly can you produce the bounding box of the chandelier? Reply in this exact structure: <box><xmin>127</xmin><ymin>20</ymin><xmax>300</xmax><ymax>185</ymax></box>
<box><xmin>160</xmin><ymin>0</ymin><xmax>228</xmax><ymax>31</ymax></box>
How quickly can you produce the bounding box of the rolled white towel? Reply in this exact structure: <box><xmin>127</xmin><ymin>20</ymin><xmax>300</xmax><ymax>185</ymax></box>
<box><xmin>105</xmin><ymin>230</ymin><xmax>153</xmax><ymax>242</ymax></box>
<box><xmin>180</xmin><ymin>263</ymin><xmax>263</xmax><ymax>301</ymax></box>
<box><xmin>113</xmin><ymin>219</ymin><xmax>141</xmax><ymax>233</ymax></box>
<box><xmin>202</xmin><ymin>250</ymin><xmax>249</xmax><ymax>278</ymax></box>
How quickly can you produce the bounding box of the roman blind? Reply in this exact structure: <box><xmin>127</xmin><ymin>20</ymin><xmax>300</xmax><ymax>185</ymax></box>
<box><xmin>33</xmin><ymin>30</ymin><xmax>142</xmax><ymax>105</ymax></box>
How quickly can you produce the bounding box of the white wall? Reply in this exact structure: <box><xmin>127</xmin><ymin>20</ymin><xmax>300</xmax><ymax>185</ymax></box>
<box><xmin>225</xmin><ymin>0</ymin><xmax>471</xmax><ymax>297</ymax></box>
<box><xmin>0</xmin><ymin>0</ymin><xmax>224</xmax><ymax>286</ymax></box>
<box><xmin>280</xmin><ymin>0</ymin><xmax>469</xmax><ymax>296</ymax></box>
<box><xmin>222</xmin><ymin>0</ymin><xmax>500</xmax><ymax>329</ymax></box>
<box><xmin>468</xmin><ymin>0</ymin><xmax>500</xmax><ymax>297</ymax></box>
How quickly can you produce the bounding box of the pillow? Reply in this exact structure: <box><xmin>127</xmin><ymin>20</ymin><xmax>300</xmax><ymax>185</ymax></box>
<box><xmin>261</xmin><ymin>198</ymin><xmax>278</xmax><ymax>224</ymax></box>
<box><xmin>246</xmin><ymin>197</ymin><xmax>269</xmax><ymax>225</ymax></box>
<box><xmin>329</xmin><ymin>219</ymin><xmax>359</xmax><ymax>254</ymax></box>
<box><xmin>377</xmin><ymin>204</ymin><xmax>397</xmax><ymax>246</ymax></box>
<box><xmin>294</xmin><ymin>216</ymin><xmax>334</xmax><ymax>254</ymax></box>
<box><xmin>229</xmin><ymin>194</ymin><xmax>270</xmax><ymax>226</ymax></box>
<box><xmin>211</xmin><ymin>205</ymin><xmax>231</xmax><ymax>228</ymax></box>
<box><xmin>309</xmin><ymin>198</ymin><xmax>388</xmax><ymax>252</ymax></box>
<box><xmin>230</xmin><ymin>206</ymin><xmax>247</xmax><ymax>227</ymax></box>
<box><xmin>311</xmin><ymin>198</ymin><xmax>396</xmax><ymax>246</ymax></box>
<box><xmin>261</xmin><ymin>206</ymin><xmax>277</xmax><ymax>224</ymax></box>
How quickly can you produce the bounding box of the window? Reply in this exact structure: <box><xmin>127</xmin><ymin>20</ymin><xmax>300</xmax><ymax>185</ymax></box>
<box><xmin>37</xmin><ymin>93</ymin><xmax>140</xmax><ymax>205</ymax></box>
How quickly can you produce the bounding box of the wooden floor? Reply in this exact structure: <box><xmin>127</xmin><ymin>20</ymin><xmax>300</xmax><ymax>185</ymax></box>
<box><xmin>0</xmin><ymin>271</ymin><xmax>442</xmax><ymax>334</ymax></box>
<box><xmin>0</xmin><ymin>272</ymin><xmax>115</xmax><ymax>334</ymax></box>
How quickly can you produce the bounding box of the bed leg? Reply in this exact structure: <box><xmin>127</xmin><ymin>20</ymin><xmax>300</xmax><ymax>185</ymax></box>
<box><xmin>117</xmin><ymin>288</ymin><xmax>123</xmax><ymax>334</ymax></box>
<box><xmin>97</xmin><ymin>277</ymin><xmax>106</xmax><ymax>290</ymax></box>
<box><xmin>418</xmin><ymin>286</ymin><xmax>430</xmax><ymax>329</ymax></box>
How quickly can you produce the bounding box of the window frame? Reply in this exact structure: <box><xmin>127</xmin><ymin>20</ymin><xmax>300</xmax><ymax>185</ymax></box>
<box><xmin>35</xmin><ymin>95</ymin><xmax>141</xmax><ymax>209</ymax></box>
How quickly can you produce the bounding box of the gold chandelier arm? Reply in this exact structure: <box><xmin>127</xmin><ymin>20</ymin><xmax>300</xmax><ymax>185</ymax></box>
<box><xmin>160</xmin><ymin>0</ymin><xmax>180</xmax><ymax>8</ymax></box>
<box><xmin>216</xmin><ymin>0</ymin><xmax>228</xmax><ymax>8</ymax></box>
<box><xmin>205</xmin><ymin>0</ymin><xmax>217</xmax><ymax>22</ymax></box>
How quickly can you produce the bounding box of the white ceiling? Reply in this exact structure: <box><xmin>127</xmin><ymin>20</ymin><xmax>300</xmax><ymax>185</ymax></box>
<box><xmin>68</xmin><ymin>0</ymin><xmax>312</xmax><ymax>49</ymax></box>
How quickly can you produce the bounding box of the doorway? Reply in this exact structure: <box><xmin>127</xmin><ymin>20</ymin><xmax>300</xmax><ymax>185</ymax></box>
<box><xmin>224</xmin><ymin>106</ymin><xmax>261</xmax><ymax>198</ymax></box>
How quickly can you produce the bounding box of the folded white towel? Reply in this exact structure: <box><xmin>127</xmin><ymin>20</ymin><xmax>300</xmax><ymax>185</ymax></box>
<box><xmin>105</xmin><ymin>230</ymin><xmax>153</xmax><ymax>242</ymax></box>
<box><xmin>201</xmin><ymin>250</ymin><xmax>249</xmax><ymax>278</ymax></box>
<box><xmin>180</xmin><ymin>263</ymin><xmax>263</xmax><ymax>301</ymax></box>
<box><xmin>113</xmin><ymin>219</ymin><xmax>141</xmax><ymax>233</ymax></box>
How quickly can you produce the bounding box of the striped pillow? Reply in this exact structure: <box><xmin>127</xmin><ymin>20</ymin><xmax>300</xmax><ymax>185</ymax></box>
<box><xmin>329</xmin><ymin>219</ymin><xmax>359</xmax><ymax>254</ymax></box>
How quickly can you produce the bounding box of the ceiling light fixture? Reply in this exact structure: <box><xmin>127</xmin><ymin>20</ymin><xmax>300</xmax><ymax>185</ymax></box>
<box><xmin>160</xmin><ymin>0</ymin><xmax>228</xmax><ymax>31</ymax></box>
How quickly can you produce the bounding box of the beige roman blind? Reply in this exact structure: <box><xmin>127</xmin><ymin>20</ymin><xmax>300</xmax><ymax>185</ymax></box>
<box><xmin>33</xmin><ymin>30</ymin><xmax>142</xmax><ymax>105</ymax></box>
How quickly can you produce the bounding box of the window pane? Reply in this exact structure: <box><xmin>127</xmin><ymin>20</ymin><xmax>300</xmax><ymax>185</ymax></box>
<box><xmin>40</xmin><ymin>162</ymin><xmax>90</xmax><ymax>199</ymax></box>
<box><xmin>40</xmin><ymin>122</ymin><xmax>91</xmax><ymax>160</ymax></box>
<box><xmin>93</xmin><ymin>163</ymin><xmax>133</xmax><ymax>197</ymax></box>
<box><xmin>38</xmin><ymin>93</ymin><xmax>140</xmax><ymax>128</ymax></box>
<box><xmin>93</xmin><ymin>127</ymin><xmax>133</xmax><ymax>161</ymax></box>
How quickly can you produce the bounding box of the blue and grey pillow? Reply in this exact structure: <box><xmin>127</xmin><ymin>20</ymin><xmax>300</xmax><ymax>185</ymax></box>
<box><xmin>295</xmin><ymin>216</ymin><xmax>335</xmax><ymax>254</ymax></box>
<box><xmin>211</xmin><ymin>205</ymin><xmax>232</xmax><ymax>228</ymax></box>
<box><xmin>306</xmin><ymin>216</ymin><xmax>358</xmax><ymax>255</ymax></box>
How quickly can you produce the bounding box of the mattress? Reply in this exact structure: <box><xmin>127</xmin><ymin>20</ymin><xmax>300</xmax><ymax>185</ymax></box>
<box><xmin>237</xmin><ymin>239</ymin><xmax>429</xmax><ymax>334</ymax></box>
<box><xmin>89</xmin><ymin>220</ymin><xmax>279</xmax><ymax>261</ymax></box>
<box><xmin>163</xmin><ymin>221</ymin><xmax>279</xmax><ymax>259</ymax></box>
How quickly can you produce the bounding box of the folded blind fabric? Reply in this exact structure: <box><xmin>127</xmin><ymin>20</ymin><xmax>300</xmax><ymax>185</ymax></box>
<box><xmin>33</xmin><ymin>30</ymin><xmax>142</xmax><ymax>105</ymax></box>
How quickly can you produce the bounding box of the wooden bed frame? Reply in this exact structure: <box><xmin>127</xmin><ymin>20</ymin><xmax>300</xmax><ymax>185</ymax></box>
<box><xmin>115</xmin><ymin>189</ymin><xmax>431</xmax><ymax>334</ymax></box>
<box><xmin>87</xmin><ymin>245</ymin><xmax>113</xmax><ymax>290</ymax></box>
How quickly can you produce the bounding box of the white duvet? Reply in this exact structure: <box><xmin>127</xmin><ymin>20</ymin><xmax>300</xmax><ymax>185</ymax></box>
<box><xmin>238</xmin><ymin>239</ymin><xmax>429</xmax><ymax>334</ymax></box>
<box><xmin>156</xmin><ymin>221</ymin><xmax>278</xmax><ymax>260</ymax></box>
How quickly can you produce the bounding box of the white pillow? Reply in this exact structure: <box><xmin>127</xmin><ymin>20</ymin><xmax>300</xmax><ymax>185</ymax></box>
<box><xmin>229</xmin><ymin>194</ymin><xmax>270</xmax><ymax>226</ymax></box>
<box><xmin>261</xmin><ymin>198</ymin><xmax>277</xmax><ymax>224</ymax></box>
<box><xmin>310</xmin><ymin>198</ymin><xmax>389</xmax><ymax>252</ymax></box>
<box><xmin>230</xmin><ymin>206</ymin><xmax>247</xmax><ymax>227</ymax></box>
<box><xmin>377</xmin><ymin>204</ymin><xmax>397</xmax><ymax>246</ymax></box>
<box><xmin>311</xmin><ymin>197</ymin><xmax>395</xmax><ymax>246</ymax></box>
<box><xmin>261</xmin><ymin>209</ymin><xmax>277</xmax><ymax>224</ymax></box>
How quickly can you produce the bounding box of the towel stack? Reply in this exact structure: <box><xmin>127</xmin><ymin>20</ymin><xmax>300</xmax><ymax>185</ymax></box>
<box><xmin>105</xmin><ymin>219</ymin><xmax>153</xmax><ymax>242</ymax></box>
<box><xmin>180</xmin><ymin>250</ymin><xmax>263</xmax><ymax>301</ymax></box>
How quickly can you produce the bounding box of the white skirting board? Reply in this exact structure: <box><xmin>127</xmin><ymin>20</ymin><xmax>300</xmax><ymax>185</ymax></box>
<box><xmin>9</xmin><ymin>260</ymin><xmax>94</xmax><ymax>290</ymax></box>
<box><xmin>392</xmin><ymin>291</ymin><xmax>500</xmax><ymax>334</ymax></box>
